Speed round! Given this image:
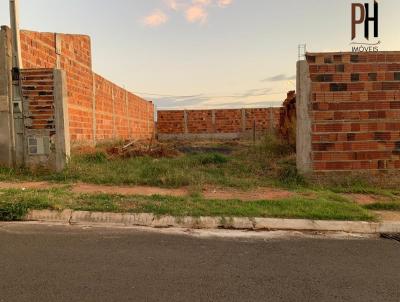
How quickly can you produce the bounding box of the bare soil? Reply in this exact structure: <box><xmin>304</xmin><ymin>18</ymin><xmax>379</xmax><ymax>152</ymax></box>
<box><xmin>202</xmin><ymin>186</ymin><xmax>294</xmax><ymax>201</ymax></box>
<box><xmin>72</xmin><ymin>183</ymin><xmax>187</xmax><ymax>197</ymax></box>
<box><xmin>0</xmin><ymin>182</ymin><xmax>62</xmax><ymax>190</ymax></box>
<box><xmin>0</xmin><ymin>181</ymin><xmax>293</xmax><ymax>201</ymax></box>
<box><xmin>344</xmin><ymin>194</ymin><xmax>393</xmax><ymax>205</ymax></box>
<box><xmin>373</xmin><ymin>211</ymin><xmax>400</xmax><ymax>222</ymax></box>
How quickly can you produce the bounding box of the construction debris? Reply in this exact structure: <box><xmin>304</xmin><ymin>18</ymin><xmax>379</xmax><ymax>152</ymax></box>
<box><xmin>106</xmin><ymin>140</ymin><xmax>181</xmax><ymax>159</ymax></box>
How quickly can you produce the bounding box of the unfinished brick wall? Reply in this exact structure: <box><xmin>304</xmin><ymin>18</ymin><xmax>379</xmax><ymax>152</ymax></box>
<box><xmin>19</xmin><ymin>68</ymin><xmax>70</xmax><ymax>171</ymax></box>
<box><xmin>305</xmin><ymin>51</ymin><xmax>400</xmax><ymax>172</ymax></box>
<box><xmin>157</xmin><ymin>108</ymin><xmax>281</xmax><ymax>140</ymax></box>
<box><xmin>21</xmin><ymin>69</ymin><xmax>56</xmax><ymax>134</ymax></box>
<box><xmin>279</xmin><ymin>91</ymin><xmax>296</xmax><ymax>145</ymax></box>
<box><xmin>19</xmin><ymin>29</ymin><xmax>154</xmax><ymax>143</ymax></box>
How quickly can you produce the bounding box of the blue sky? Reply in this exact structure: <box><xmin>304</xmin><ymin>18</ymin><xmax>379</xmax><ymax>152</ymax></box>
<box><xmin>0</xmin><ymin>0</ymin><xmax>399</xmax><ymax>109</ymax></box>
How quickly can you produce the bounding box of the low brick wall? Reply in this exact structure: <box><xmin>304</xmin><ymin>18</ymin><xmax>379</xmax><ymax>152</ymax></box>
<box><xmin>299</xmin><ymin>51</ymin><xmax>400</xmax><ymax>173</ymax></box>
<box><xmin>157</xmin><ymin>108</ymin><xmax>281</xmax><ymax>140</ymax></box>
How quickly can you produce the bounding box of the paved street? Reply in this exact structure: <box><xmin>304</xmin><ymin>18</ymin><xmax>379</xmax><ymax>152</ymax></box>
<box><xmin>0</xmin><ymin>223</ymin><xmax>399</xmax><ymax>302</ymax></box>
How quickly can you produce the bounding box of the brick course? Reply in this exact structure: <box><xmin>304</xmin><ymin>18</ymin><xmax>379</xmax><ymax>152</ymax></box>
<box><xmin>307</xmin><ymin>51</ymin><xmax>400</xmax><ymax>172</ymax></box>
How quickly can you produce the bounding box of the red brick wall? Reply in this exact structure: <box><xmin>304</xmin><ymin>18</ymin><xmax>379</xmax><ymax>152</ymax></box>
<box><xmin>20</xmin><ymin>68</ymin><xmax>57</xmax><ymax>169</ymax></box>
<box><xmin>307</xmin><ymin>51</ymin><xmax>400</xmax><ymax>172</ymax></box>
<box><xmin>19</xmin><ymin>29</ymin><xmax>154</xmax><ymax>143</ymax></box>
<box><xmin>21</xmin><ymin>69</ymin><xmax>56</xmax><ymax>133</ymax></box>
<box><xmin>157</xmin><ymin>111</ymin><xmax>185</xmax><ymax>134</ymax></box>
<box><xmin>157</xmin><ymin>108</ymin><xmax>281</xmax><ymax>137</ymax></box>
<box><xmin>279</xmin><ymin>91</ymin><xmax>296</xmax><ymax>144</ymax></box>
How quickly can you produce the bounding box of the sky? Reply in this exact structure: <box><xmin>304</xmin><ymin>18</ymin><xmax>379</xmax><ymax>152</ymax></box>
<box><xmin>0</xmin><ymin>0</ymin><xmax>399</xmax><ymax>110</ymax></box>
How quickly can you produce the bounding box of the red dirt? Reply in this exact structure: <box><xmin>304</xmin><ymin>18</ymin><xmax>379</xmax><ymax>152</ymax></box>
<box><xmin>344</xmin><ymin>194</ymin><xmax>391</xmax><ymax>205</ymax></box>
<box><xmin>71</xmin><ymin>183</ymin><xmax>188</xmax><ymax>197</ymax></box>
<box><xmin>0</xmin><ymin>181</ymin><xmax>294</xmax><ymax>201</ymax></box>
<box><xmin>202</xmin><ymin>186</ymin><xmax>293</xmax><ymax>201</ymax></box>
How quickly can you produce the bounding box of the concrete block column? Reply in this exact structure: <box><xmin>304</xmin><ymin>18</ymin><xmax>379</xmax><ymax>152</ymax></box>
<box><xmin>296</xmin><ymin>60</ymin><xmax>312</xmax><ymax>174</ymax></box>
<box><xmin>0</xmin><ymin>26</ymin><xmax>15</xmax><ymax>168</ymax></box>
<box><xmin>125</xmin><ymin>91</ymin><xmax>131</xmax><ymax>139</ymax></box>
<box><xmin>183</xmin><ymin>110</ymin><xmax>189</xmax><ymax>134</ymax></box>
<box><xmin>241</xmin><ymin>109</ymin><xmax>246</xmax><ymax>133</ymax></box>
<box><xmin>53</xmin><ymin>69</ymin><xmax>70</xmax><ymax>171</ymax></box>
<box><xmin>211</xmin><ymin>110</ymin><xmax>216</xmax><ymax>133</ymax></box>
<box><xmin>111</xmin><ymin>87</ymin><xmax>116</xmax><ymax>139</ymax></box>
<box><xmin>269</xmin><ymin>108</ymin><xmax>274</xmax><ymax>132</ymax></box>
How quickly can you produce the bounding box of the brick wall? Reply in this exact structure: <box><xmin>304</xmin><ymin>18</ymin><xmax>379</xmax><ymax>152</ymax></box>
<box><xmin>306</xmin><ymin>51</ymin><xmax>400</xmax><ymax>172</ymax></box>
<box><xmin>279</xmin><ymin>91</ymin><xmax>296</xmax><ymax>145</ymax></box>
<box><xmin>19</xmin><ymin>29</ymin><xmax>154</xmax><ymax>144</ymax></box>
<box><xmin>20</xmin><ymin>68</ymin><xmax>69</xmax><ymax>171</ymax></box>
<box><xmin>21</xmin><ymin>69</ymin><xmax>56</xmax><ymax>133</ymax></box>
<box><xmin>157</xmin><ymin>108</ymin><xmax>281</xmax><ymax>140</ymax></box>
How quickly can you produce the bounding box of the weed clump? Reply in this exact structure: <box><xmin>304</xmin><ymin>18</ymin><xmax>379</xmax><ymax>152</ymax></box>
<box><xmin>0</xmin><ymin>202</ymin><xmax>29</xmax><ymax>221</ymax></box>
<box><xmin>193</xmin><ymin>153</ymin><xmax>229</xmax><ymax>165</ymax></box>
<box><xmin>81</xmin><ymin>151</ymin><xmax>108</xmax><ymax>164</ymax></box>
<box><xmin>242</xmin><ymin>132</ymin><xmax>303</xmax><ymax>187</ymax></box>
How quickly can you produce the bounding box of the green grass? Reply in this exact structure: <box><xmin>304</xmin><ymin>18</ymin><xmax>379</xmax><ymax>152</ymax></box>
<box><xmin>363</xmin><ymin>202</ymin><xmax>400</xmax><ymax>212</ymax></box>
<box><xmin>0</xmin><ymin>136</ymin><xmax>306</xmax><ymax>190</ymax></box>
<box><xmin>0</xmin><ymin>136</ymin><xmax>399</xmax><ymax>197</ymax></box>
<box><xmin>0</xmin><ymin>188</ymin><xmax>375</xmax><ymax>222</ymax></box>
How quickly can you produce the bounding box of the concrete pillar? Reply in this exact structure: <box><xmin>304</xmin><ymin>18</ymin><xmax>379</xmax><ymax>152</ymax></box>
<box><xmin>125</xmin><ymin>91</ymin><xmax>131</xmax><ymax>139</ymax></box>
<box><xmin>55</xmin><ymin>33</ymin><xmax>61</xmax><ymax>69</ymax></box>
<box><xmin>269</xmin><ymin>108</ymin><xmax>274</xmax><ymax>132</ymax></box>
<box><xmin>241</xmin><ymin>109</ymin><xmax>246</xmax><ymax>133</ymax></box>
<box><xmin>53</xmin><ymin>69</ymin><xmax>70</xmax><ymax>172</ymax></box>
<box><xmin>211</xmin><ymin>110</ymin><xmax>216</xmax><ymax>133</ymax></box>
<box><xmin>183</xmin><ymin>110</ymin><xmax>188</xmax><ymax>134</ymax></box>
<box><xmin>296</xmin><ymin>60</ymin><xmax>313</xmax><ymax>174</ymax></box>
<box><xmin>10</xmin><ymin>2</ymin><xmax>24</xmax><ymax>167</ymax></box>
<box><xmin>111</xmin><ymin>86</ymin><xmax>116</xmax><ymax>139</ymax></box>
<box><xmin>0</xmin><ymin>26</ymin><xmax>15</xmax><ymax>167</ymax></box>
<box><xmin>91</xmin><ymin>73</ymin><xmax>96</xmax><ymax>144</ymax></box>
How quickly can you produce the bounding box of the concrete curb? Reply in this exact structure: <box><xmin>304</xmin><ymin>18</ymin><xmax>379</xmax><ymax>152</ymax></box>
<box><xmin>24</xmin><ymin>210</ymin><xmax>400</xmax><ymax>234</ymax></box>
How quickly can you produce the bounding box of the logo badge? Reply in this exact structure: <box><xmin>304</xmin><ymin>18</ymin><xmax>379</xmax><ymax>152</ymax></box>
<box><xmin>350</xmin><ymin>1</ymin><xmax>381</xmax><ymax>52</ymax></box>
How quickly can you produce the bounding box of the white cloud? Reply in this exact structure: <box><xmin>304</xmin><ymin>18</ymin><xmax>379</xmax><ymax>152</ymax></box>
<box><xmin>143</xmin><ymin>0</ymin><xmax>233</xmax><ymax>26</ymax></box>
<box><xmin>217</xmin><ymin>0</ymin><xmax>232</xmax><ymax>8</ymax></box>
<box><xmin>193</xmin><ymin>0</ymin><xmax>212</xmax><ymax>6</ymax></box>
<box><xmin>165</xmin><ymin>0</ymin><xmax>183</xmax><ymax>10</ymax></box>
<box><xmin>185</xmin><ymin>5</ymin><xmax>208</xmax><ymax>23</ymax></box>
<box><xmin>143</xmin><ymin>10</ymin><xmax>168</xmax><ymax>27</ymax></box>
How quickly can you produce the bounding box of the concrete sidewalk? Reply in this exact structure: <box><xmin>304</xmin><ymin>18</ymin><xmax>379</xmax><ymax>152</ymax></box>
<box><xmin>24</xmin><ymin>209</ymin><xmax>400</xmax><ymax>234</ymax></box>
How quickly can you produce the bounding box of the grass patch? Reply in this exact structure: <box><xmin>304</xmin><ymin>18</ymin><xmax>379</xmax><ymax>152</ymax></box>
<box><xmin>0</xmin><ymin>136</ymin><xmax>306</xmax><ymax>190</ymax></box>
<box><xmin>0</xmin><ymin>137</ymin><xmax>398</xmax><ymax>196</ymax></box>
<box><xmin>0</xmin><ymin>188</ymin><xmax>374</xmax><ymax>222</ymax></box>
<box><xmin>0</xmin><ymin>202</ymin><xmax>29</xmax><ymax>221</ymax></box>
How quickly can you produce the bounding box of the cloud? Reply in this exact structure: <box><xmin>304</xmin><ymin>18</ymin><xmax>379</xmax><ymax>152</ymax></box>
<box><xmin>261</xmin><ymin>74</ymin><xmax>296</xmax><ymax>82</ymax></box>
<box><xmin>217</xmin><ymin>0</ymin><xmax>233</xmax><ymax>8</ymax></box>
<box><xmin>165</xmin><ymin>0</ymin><xmax>184</xmax><ymax>10</ymax></box>
<box><xmin>146</xmin><ymin>86</ymin><xmax>288</xmax><ymax>110</ymax></box>
<box><xmin>185</xmin><ymin>5</ymin><xmax>208</xmax><ymax>23</ymax></box>
<box><xmin>193</xmin><ymin>0</ymin><xmax>212</xmax><ymax>5</ymax></box>
<box><xmin>143</xmin><ymin>10</ymin><xmax>168</xmax><ymax>27</ymax></box>
<box><xmin>152</xmin><ymin>0</ymin><xmax>233</xmax><ymax>25</ymax></box>
<box><xmin>236</xmin><ymin>87</ymin><xmax>273</xmax><ymax>98</ymax></box>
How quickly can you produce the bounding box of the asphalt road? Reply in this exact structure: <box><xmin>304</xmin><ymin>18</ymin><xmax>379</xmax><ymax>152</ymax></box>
<box><xmin>0</xmin><ymin>224</ymin><xmax>399</xmax><ymax>302</ymax></box>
